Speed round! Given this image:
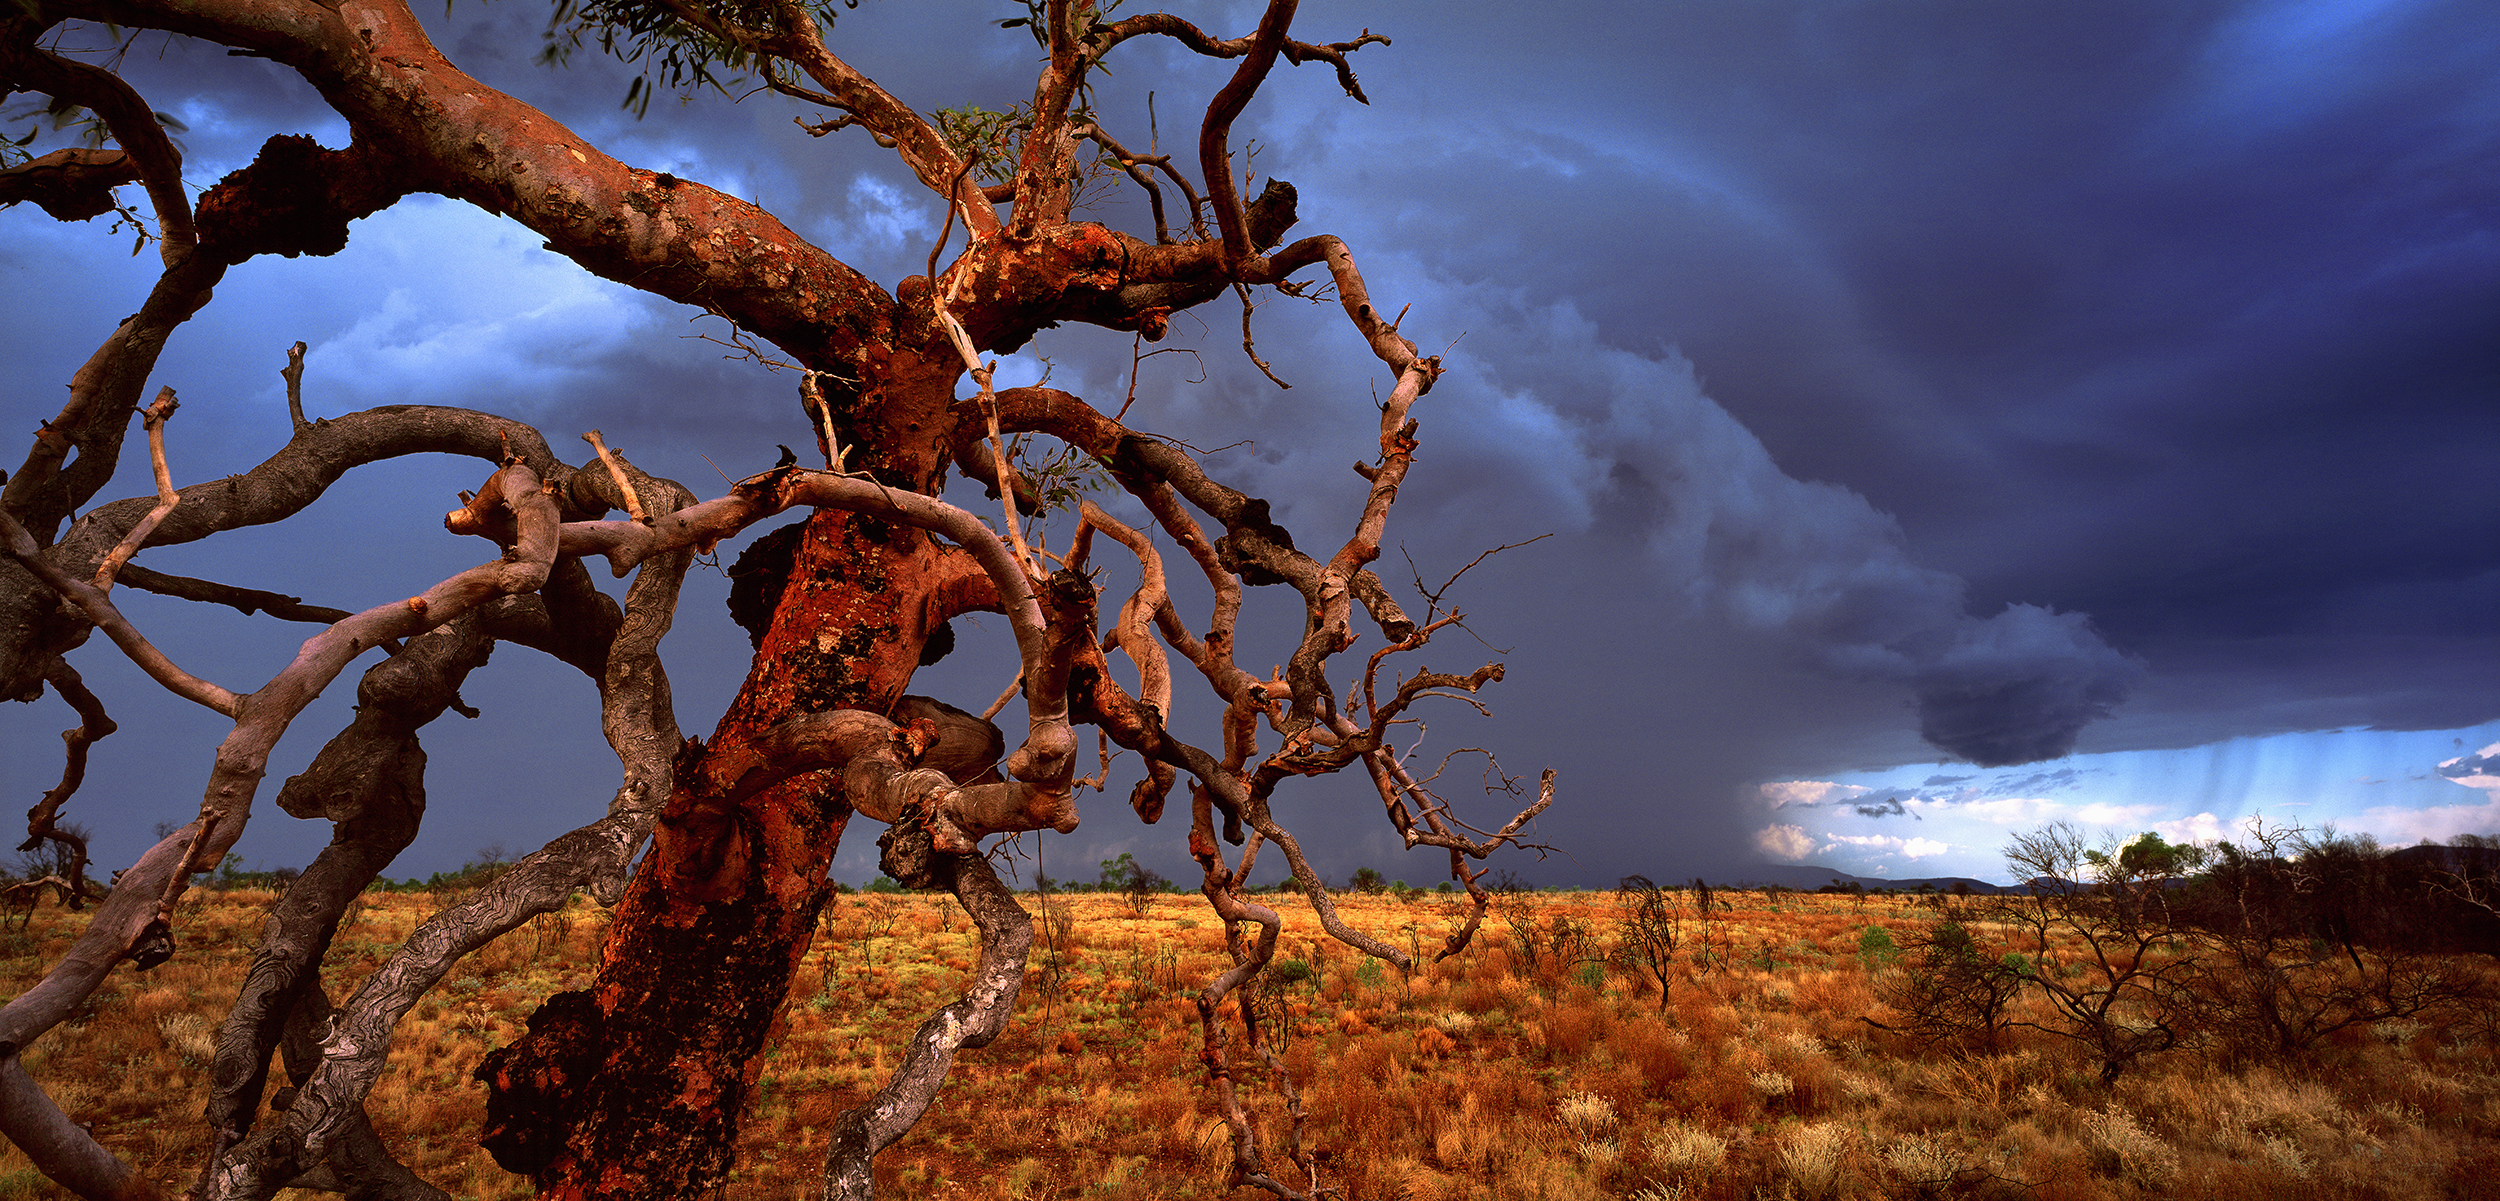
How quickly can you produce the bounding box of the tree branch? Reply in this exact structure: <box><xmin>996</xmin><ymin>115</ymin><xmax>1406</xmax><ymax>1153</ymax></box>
<box><xmin>111</xmin><ymin>565</ymin><xmax>353</xmax><ymax>625</ymax></box>
<box><xmin>199</xmin><ymin>610</ymin><xmax>502</xmax><ymax>1195</ymax></box>
<box><xmin>20</xmin><ymin>662</ymin><xmax>115</xmax><ymax>888</ymax></box>
<box><xmin>210</xmin><ymin>473</ymin><xmax>694</xmax><ymax>1200</ymax></box>
<box><xmin>0</xmin><ymin>40</ymin><xmax>197</xmax><ymax>255</ymax></box>
<box><xmin>0</xmin><ymin>498</ymin><xmax>241</xmax><ymax>717</ymax></box>
<box><xmin>821</xmin><ymin>833</ymin><xmax>1030</xmax><ymax>1200</ymax></box>
<box><xmin>91</xmin><ymin>388</ymin><xmax>183</xmax><ymax>589</ymax></box>
<box><xmin>1198</xmin><ymin>0</ymin><xmax>1300</xmax><ymax>273</ymax></box>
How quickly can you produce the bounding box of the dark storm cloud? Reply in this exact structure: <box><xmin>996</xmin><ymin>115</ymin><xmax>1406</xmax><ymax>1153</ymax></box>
<box><xmin>1237</xmin><ymin>264</ymin><xmax>2147</xmax><ymax>768</ymax></box>
<box><xmin>2444</xmin><ymin>750</ymin><xmax>2500</xmax><ymax>784</ymax></box>
<box><xmin>1910</xmin><ymin>605</ymin><xmax>2142</xmax><ymax>766</ymax></box>
<box><xmin>1305</xmin><ymin>0</ymin><xmax>2499</xmax><ymax>750</ymax></box>
<box><xmin>1853</xmin><ymin>796</ymin><xmax>1914</xmax><ymax>820</ymax></box>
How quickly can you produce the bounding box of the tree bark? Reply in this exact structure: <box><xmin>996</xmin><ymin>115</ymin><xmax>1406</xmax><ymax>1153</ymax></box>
<box><xmin>820</xmin><ymin>828</ymin><xmax>1030</xmax><ymax>1201</ymax></box>
<box><xmin>480</xmin><ymin>505</ymin><xmax>970</xmax><ymax>1197</ymax></box>
<box><xmin>202</xmin><ymin>609</ymin><xmax>503</xmax><ymax>1188</ymax></box>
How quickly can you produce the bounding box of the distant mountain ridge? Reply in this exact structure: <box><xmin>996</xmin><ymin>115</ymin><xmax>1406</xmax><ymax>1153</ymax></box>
<box><xmin>1688</xmin><ymin>863</ymin><xmax>2015</xmax><ymax>895</ymax></box>
<box><xmin>1698</xmin><ymin>844</ymin><xmax>2500</xmax><ymax>897</ymax></box>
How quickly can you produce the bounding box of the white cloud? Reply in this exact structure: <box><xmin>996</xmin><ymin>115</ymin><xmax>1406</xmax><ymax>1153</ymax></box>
<box><xmin>1759</xmin><ymin>780</ymin><xmax>1872</xmax><ymax>810</ymax></box>
<box><xmin>1950</xmin><ymin>796</ymin><xmax>2064</xmax><ymax>825</ymax></box>
<box><xmin>2439</xmin><ymin>741</ymin><xmax>2500</xmax><ymax>800</ymax></box>
<box><xmin>2155</xmin><ymin>812</ymin><xmax>2229</xmax><ymax>846</ymax></box>
<box><xmin>296</xmin><ymin>200</ymin><xmax>659</xmax><ymax>415</ymax></box>
<box><xmin>811</xmin><ymin>175</ymin><xmax>937</xmax><ymax>259</ymax></box>
<box><xmin>2354</xmin><ymin>796</ymin><xmax>2500</xmax><ymax>848</ymax></box>
<box><xmin>2073</xmin><ymin>802</ymin><xmax>2159</xmax><ymax>826</ymax></box>
<box><xmin>320</xmin><ymin>285</ymin><xmax>650</xmax><ymax>412</ymax></box>
<box><xmin>1822</xmin><ymin>832</ymin><xmax>1950</xmax><ymax>859</ymax></box>
<box><xmin>1755</xmin><ymin>823</ymin><xmax>1815</xmax><ymax>861</ymax></box>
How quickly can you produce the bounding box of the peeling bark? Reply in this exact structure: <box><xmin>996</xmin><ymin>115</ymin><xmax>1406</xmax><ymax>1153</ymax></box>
<box><xmin>477</xmin><ymin>508</ymin><xmax>958</xmax><ymax>1197</ymax></box>
<box><xmin>821</xmin><ymin>822</ymin><xmax>1031</xmax><ymax>1201</ymax></box>
<box><xmin>201</xmin><ymin>611</ymin><xmax>502</xmax><ymax>1189</ymax></box>
<box><xmin>206</xmin><ymin>470</ymin><xmax>693</xmax><ymax>1201</ymax></box>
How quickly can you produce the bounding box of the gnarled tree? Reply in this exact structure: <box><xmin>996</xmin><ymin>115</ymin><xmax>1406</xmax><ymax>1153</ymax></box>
<box><xmin>0</xmin><ymin>1</ymin><xmax>1553</xmax><ymax>1198</ymax></box>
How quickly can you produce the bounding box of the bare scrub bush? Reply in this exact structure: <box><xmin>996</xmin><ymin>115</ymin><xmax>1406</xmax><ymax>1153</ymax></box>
<box><xmin>1991</xmin><ymin>824</ymin><xmax>2204</xmax><ymax>1083</ymax></box>
<box><xmin>1614</xmin><ymin>875</ymin><xmax>1684</xmax><ymax>1010</ymax></box>
<box><xmin>1690</xmin><ymin>878</ymin><xmax>1735</xmax><ymax>975</ymax></box>
<box><xmin>1555</xmin><ymin>1090</ymin><xmax>1617</xmax><ymax>1140</ymax></box>
<box><xmin>1501</xmin><ymin>894</ymin><xmax>1597</xmax><ymax>991</ymax></box>
<box><xmin>2183</xmin><ymin>822</ymin><xmax>2486</xmax><ymax>1064</ymax></box>
<box><xmin>1883</xmin><ymin>1133</ymin><xmax>1967</xmax><ymax>1195</ymax></box>
<box><xmin>1642</xmin><ymin>1120</ymin><xmax>1728</xmax><ymax>1181</ymax></box>
<box><xmin>1871</xmin><ymin>917</ymin><xmax>2027</xmax><ymax>1051</ymax></box>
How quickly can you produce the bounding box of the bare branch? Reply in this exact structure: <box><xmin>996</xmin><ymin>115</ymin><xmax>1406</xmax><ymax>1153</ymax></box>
<box><xmin>1</xmin><ymin>1055</ymin><xmax>164</xmax><ymax>1201</ymax></box>
<box><xmin>582</xmin><ymin>430</ymin><xmax>649</xmax><ymax>523</ymax></box>
<box><xmin>1</xmin><ymin>498</ymin><xmax>241</xmax><ymax>717</ymax></box>
<box><xmin>4</xmin><ymin>403</ymin><xmax>568</xmax><ymax>702</ymax></box>
<box><xmin>0</xmin><ymin>148</ymin><xmax>141</xmax><ymax>221</ymax></box>
<box><xmin>1198</xmin><ymin>0</ymin><xmax>1300</xmax><ymax>272</ymax></box>
<box><xmin>932</xmin><ymin>296</ymin><xmax>1045</xmax><ymax>581</ymax></box>
<box><xmin>1237</xmin><ymin>282</ymin><xmax>1291</xmax><ymax>388</ymax></box>
<box><xmin>1090</xmin><ymin>12</ymin><xmax>1388</xmax><ymax>106</ymax></box>
<box><xmin>20</xmin><ymin>663</ymin><xmax>115</xmax><ymax>900</ymax></box>
<box><xmin>821</xmin><ymin>834</ymin><xmax>1030</xmax><ymax>1199</ymax></box>
<box><xmin>200</xmin><ymin>611</ymin><xmax>498</xmax><ymax>1185</ymax></box>
<box><xmin>0</xmin><ymin>39</ymin><xmax>197</xmax><ymax>256</ymax></box>
<box><xmin>93</xmin><ymin>388</ymin><xmax>182</xmax><ymax>589</ymax></box>
<box><xmin>280</xmin><ymin>341</ymin><xmax>309</xmax><ymax>431</ymax></box>
<box><xmin>112</xmin><ymin>565</ymin><xmax>353</xmax><ymax>625</ymax></box>
<box><xmin>215</xmin><ymin>473</ymin><xmax>696</xmax><ymax>1199</ymax></box>
<box><xmin>1077</xmin><ymin>499</ymin><xmax>1174</xmax><ymax>717</ymax></box>
<box><xmin>645</xmin><ymin>0</ymin><xmax>995</xmax><ymax>235</ymax></box>
<box><xmin>1071</xmin><ymin>121</ymin><xmax>1198</xmax><ymax>243</ymax></box>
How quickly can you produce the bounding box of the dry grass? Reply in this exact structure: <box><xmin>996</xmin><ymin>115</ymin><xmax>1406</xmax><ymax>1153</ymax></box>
<box><xmin>3</xmin><ymin>888</ymin><xmax>2496</xmax><ymax>1199</ymax></box>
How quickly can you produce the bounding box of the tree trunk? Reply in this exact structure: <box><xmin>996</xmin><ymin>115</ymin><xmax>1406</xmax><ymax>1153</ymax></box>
<box><xmin>482</xmin><ymin>359</ymin><xmax>977</xmax><ymax>1194</ymax></box>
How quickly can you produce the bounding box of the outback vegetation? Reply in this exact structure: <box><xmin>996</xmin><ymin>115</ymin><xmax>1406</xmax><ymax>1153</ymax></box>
<box><xmin>0</xmin><ymin>1</ymin><xmax>1560</xmax><ymax>1198</ymax></box>
<box><xmin>4</xmin><ymin>835</ymin><xmax>2498</xmax><ymax>1200</ymax></box>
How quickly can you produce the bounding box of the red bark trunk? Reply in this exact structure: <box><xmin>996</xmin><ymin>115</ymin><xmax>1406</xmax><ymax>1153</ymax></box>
<box><xmin>481</xmin><ymin>367</ymin><xmax>968</xmax><ymax>1195</ymax></box>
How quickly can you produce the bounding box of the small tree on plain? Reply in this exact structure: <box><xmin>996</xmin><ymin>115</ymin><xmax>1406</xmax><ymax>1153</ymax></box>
<box><xmin>1689</xmin><ymin>877</ymin><xmax>1733</xmax><ymax>975</ymax></box>
<box><xmin>1612</xmin><ymin>874</ymin><xmax>1683</xmax><ymax>1010</ymax></box>
<box><xmin>2183</xmin><ymin>821</ymin><xmax>2478</xmax><ymax>1063</ymax></box>
<box><xmin>1868</xmin><ymin>915</ymin><xmax>2025</xmax><ymax>1051</ymax></box>
<box><xmin>1101</xmin><ymin>851</ymin><xmax>1171</xmax><ymax>918</ymax></box>
<box><xmin>1992</xmin><ymin>824</ymin><xmax>2203</xmax><ymax>1084</ymax></box>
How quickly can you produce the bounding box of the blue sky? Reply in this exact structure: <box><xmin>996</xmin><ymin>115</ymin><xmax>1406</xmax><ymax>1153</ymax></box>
<box><xmin>1756</xmin><ymin>722</ymin><xmax>2500</xmax><ymax>883</ymax></box>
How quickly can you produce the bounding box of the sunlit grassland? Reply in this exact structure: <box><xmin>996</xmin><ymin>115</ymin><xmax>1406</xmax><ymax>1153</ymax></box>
<box><xmin>5</xmin><ymin>886</ymin><xmax>2496</xmax><ymax>1199</ymax></box>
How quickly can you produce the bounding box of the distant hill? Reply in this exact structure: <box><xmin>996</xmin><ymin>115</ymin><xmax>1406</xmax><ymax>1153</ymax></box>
<box><xmin>1686</xmin><ymin>863</ymin><xmax>2016</xmax><ymax>895</ymax></box>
